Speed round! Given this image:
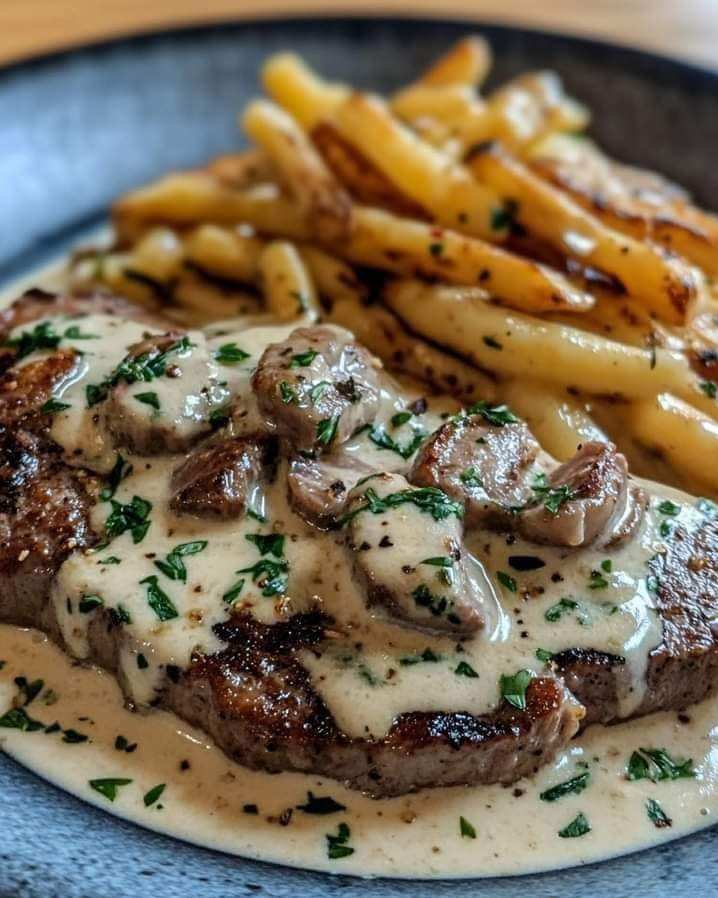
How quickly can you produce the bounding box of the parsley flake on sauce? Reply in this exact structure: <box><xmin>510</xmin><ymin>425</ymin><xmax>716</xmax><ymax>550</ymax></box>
<box><xmin>214</xmin><ymin>342</ymin><xmax>250</xmax><ymax>365</ymax></box>
<box><xmin>540</xmin><ymin>772</ymin><xmax>590</xmax><ymax>802</ymax></box>
<box><xmin>326</xmin><ymin>822</ymin><xmax>354</xmax><ymax>859</ymax></box>
<box><xmin>455</xmin><ymin>661</ymin><xmax>479</xmax><ymax>678</ymax></box>
<box><xmin>367</xmin><ymin>424</ymin><xmax>426</xmax><ymax>460</ymax></box>
<box><xmin>646</xmin><ymin>798</ymin><xmax>672</xmax><ymax>828</ymax></box>
<box><xmin>627</xmin><ymin>747</ymin><xmax>695</xmax><ymax>782</ymax></box>
<box><xmin>135</xmin><ymin>391</ymin><xmax>160</xmax><ymax>411</ymax></box>
<box><xmin>497</xmin><ymin>571</ymin><xmax>517</xmax><ymax>592</ymax></box>
<box><xmin>340</xmin><ymin>486</ymin><xmax>463</xmax><ymax>527</ymax></box>
<box><xmin>105</xmin><ymin>495</ymin><xmax>152</xmax><ymax>544</ymax></box>
<box><xmin>143</xmin><ymin>783</ymin><xmax>166</xmax><ymax>807</ymax></box>
<box><xmin>40</xmin><ymin>398</ymin><xmax>71</xmax><ymax>414</ymax></box>
<box><xmin>459</xmin><ymin>816</ymin><xmax>477</xmax><ymax>839</ymax></box>
<box><xmin>140</xmin><ymin>575</ymin><xmax>179</xmax><ymax>621</ymax></box>
<box><xmin>289</xmin><ymin>349</ymin><xmax>319</xmax><ymax>368</ymax></box>
<box><xmin>246</xmin><ymin>532</ymin><xmax>285</xmax><ymax>558</ymax></box>
<box><xmin>89</xmin><ymin>777</ymin><xmax>133</xmax><ymax>802</ymax></box>
<box><xmin>154</xmin><ymin>540</ymin><xmax>207</xmax><ymax>582</ymax></box>
<box><xmin>558</xmin><ymin>812</ymin><xmax>591</xmax><ymax>839</ymax></box>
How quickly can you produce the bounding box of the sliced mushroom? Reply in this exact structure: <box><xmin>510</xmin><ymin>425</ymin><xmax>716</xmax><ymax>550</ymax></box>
<box><xmin>345</xmin><ymin>472</ymin><xmax>484</xmax><ymax>635</ymax></box>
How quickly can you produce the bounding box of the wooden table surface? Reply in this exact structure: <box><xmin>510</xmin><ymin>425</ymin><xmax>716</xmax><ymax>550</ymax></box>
<box><xmin>0</xmin><ymin>0</ymin><xmax>716</xmax><ymax>69</ymax></box>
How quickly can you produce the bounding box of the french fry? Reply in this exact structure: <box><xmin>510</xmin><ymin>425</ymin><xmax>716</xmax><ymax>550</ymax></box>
<box><xmin>114</xmin><ymin>174</ymin><xmax>310</xmax><ymax>240</ymax></box>
<box><xmin>259</xmin><ymin>240</ymin><xmax>319</xmax><ymax>321</ymax></box>
<box><xmin>298</xmin><ymin>245</ymin><xmax>368</xmax><ymax>308</ymax></box>
<box><xmin>330</xmin><ymin>206</ymin><xmax>595</xmax><ymax>314</ymax></box>
<box><xmin>243</xmin><ymin>99</ymin><xmax>352</xmax><ymax>241</ymax></box>
<box><xmin>261</xmin><ymin>52</ymin><xmax>348</xmax><ymax>129</ymax></box>
<box><xmin>382</xmin><ymin>279</ymin><xmax>711</xmax><ymax>408</ymax></box>
<box><xmin>330</xmin><ymin>92</ymin><xmax>500</xmax><ymax>240</ymax></box>
<box><xmin>329</xmin><ymin>295</ymin><xmax>493</xmax><ymax>401</ymax></box>
<box><xmin>632</xmin><ymin>393</ymin><xmax>718</xmax><ymax>492</ymax></box>
<box><xmin>183</xmin><ymin>224</ymin><xmax>264</xmax><ymax>283</ymax></box>
<box><xmin>466</xmin><ymin>143</ymin><xmax>701</xmax><ymax>324</ymax></box>
<box><xmin>311</xmin><ymin>121</ymin><xmax>428</xmax><ymax>217</ymax></box>
<box><xmin>529</xmin><ymin>134</ymin><xmax>718</xmax><ymax>276</ymax></box>
<box><xmin>415</xmin><ymin>36</ymin><xmax>493</xmax><ymax>88</ymax></box>
<box><xmin>204</xmin><ymin>149</ymin><xmax>275</xmax><ymax>188</ymax></box>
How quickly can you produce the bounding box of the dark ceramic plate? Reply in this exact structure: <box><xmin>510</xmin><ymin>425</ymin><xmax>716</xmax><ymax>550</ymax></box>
<box><xmin>1</xmin><ymin>17</ymin><xmax>717</xmax><ymax>898</ymax></box>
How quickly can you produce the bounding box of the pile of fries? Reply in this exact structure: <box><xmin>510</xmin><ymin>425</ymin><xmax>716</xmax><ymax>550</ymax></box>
<box><xmin>71</xmin><ymin>36</ymin><xmax>718</xmax><ymax>497</ymax></box>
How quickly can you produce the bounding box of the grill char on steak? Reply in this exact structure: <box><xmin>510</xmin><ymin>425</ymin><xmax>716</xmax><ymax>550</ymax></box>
<box><xmin>1</xmin><ymin>291</ymin><xmax>717</xmax><ymax>796</ymax></box>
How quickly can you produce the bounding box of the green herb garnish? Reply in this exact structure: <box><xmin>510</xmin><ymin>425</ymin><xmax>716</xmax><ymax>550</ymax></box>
<box><xmin>540</xmin><ymin>772</ymin><xmax>590</xmax><ymax>802</ymax></box>
<box><xmin>89</xmin><ymin>777</ymin><xmax>133</xmax><ymax>802</ymax></box>
<box><xmin>214</xmin><ymin>342</ymin><xmax>250</xmax><ymax>365</ymax></box>
<box><xmin>154</xmin><ymin>540</ymin><xmax>208</xmax><ymax>582</ymax></box>
<box><xmin>558</xmin><ymin>812</ymin><xmax>591</xmax><ymax>839</ymax></box>
<box><xmin>500</xmin><ymin>669</ymin><xmax>532</xmax><ymax>710</ymax></box>
<box><xmin>140</xmin><ymin>575</ymin><xmax>179</xmax><ymax>621</ymax></box>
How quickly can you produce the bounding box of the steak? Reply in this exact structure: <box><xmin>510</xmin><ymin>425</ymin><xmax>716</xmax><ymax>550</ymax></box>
<box><xmin>1</xmin><ymin>291</ymin><xmax>717</xmax><ymax>797</ymax></box>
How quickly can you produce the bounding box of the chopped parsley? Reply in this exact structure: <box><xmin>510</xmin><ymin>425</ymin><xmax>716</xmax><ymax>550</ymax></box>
<box><xmin>222</xmin><ymin>579</ymin><xmax>246</xmax><ymax>604</ymax></box>
<box><xmin>558</xmin><ymin>812</ymin><xmax>591</xmax><ymax>839</ymax></box>
<box><xmin>104</xmin><ymin>495</ymin><xmax>152</xmax><ymax>543</ymax></box>
<box><xmin>154</xmin><ymin>540</ymin><xmax>208</xmax><ymax>582</ymax></box>
<box><xmin>5</xmin><ymin>321</ymin><xmax>61</xmax><ymax>359</ymax></box>
<box><xmin>110</xmin><ymin>605</ymin><xmax>132</xmax><ymax>625</ymax></box>
<box><xmin>540</xmin><ymin>772</ymin><xmax>590</xmax><ymax>802</ymax></box>
<box><xmin>62</xmin><ymin>324</ymin><xmax>98</xmax><ymax>341</ymax></box>
<box><xmin>459</xmin><ymin>816</ymin><xmax>477</xmax><ymax>839</ymax></box>
<box><xmin>115</xmin><ymin>735</ymin><xmax>137</xmax><ymax>753</ymax></box>
<box><xmin>499</xmin><ymin>669</ymin><xmax>532</xmax><ymax>710</ymax></box>
<box><xmin>588</xmin><ymin>569</ymin><xmax>609</xmax><ymax>590</ymax></box>
<box><xmin>420</xmin><ymin>556</ymin><xmax>453</xmax><ymax>567</ymax></box>
<box><xmin>627</xmin><ymin>747</ymin><xmax>695</xmax><ymax>782</ymax></box>
<box><xmin>78</xmin><ymin>594</ymin><xmax>104</xmax><ymax>614</ymax></box>
<box><xmin>530</xmin><ymin>473</ymin><xmax>574</xmax><ymax>515</ymax></box>
<box><xmin>535</xmin><ymin>648</ymin><xmax>554</xmax><ymax>663</ymax></box>
<box><xmin>14</xmin><ymin>676</ymin><xmax>43</xmax><ymax>706</ymax></box>
<box><xmin>0</xmin><ymin>707</ymin><xmax>44</xmax><ymax>731</ymax></box>
<box><xmin>137</xmin><ymin>654</ymin><xmax>149</xmax><ymax>670</ymax></box>
<box><xmin>289</xmin><ymin>349</ymin><xmax>318</xmax><ymax>368</ymax></box>
<box><xmin>310</xmin><ymin>380</ymin><xmax>331</xmax><ymax>404</ymax></box>
<box><xmin>490</xmin><ymin>200</ymin><xmax>519</xmax><ymax>233</ymax></box>
<box><xmin>62</xmin><ymin>729</ymin><xmax>88</xmax><ymax>744</ymax></box>
<box><xmin>367</xmin><ymin>424</ymin><xmax>426</xmax><ymax>459</ymax></box>
<box><xmin>462</xmin><ymin>400</ymin><xmax>519</xmax><ymax>427</ymax></box>
<box><xmin>246</xmin><ymin>532</ymin><xmax>285</xmax><ymax>558</ymax></box>
<box><xmin>545</xmin><ymin>597</ymin><xmax>579</xmax><ymax>623</ymax></box>
<box><xmin>235</xmin><ymin>559</ymin><xmax>289</xmax><ymax>597</ymax></box>
<box><xmin>454</xmin><ymin>660</ymin><xmax>479</xmax><ymax>678</ymax></box>
<box><xmin>214</xmin><ymin>342</ymin><xmax>250</xmax><ymax>365</ymax></box>
<box><xmin>279</xmin><ymin>381</ymin><xmax>297</xmax><ymax>404</ymax></box>
<box><xmin>99</xmin><ymin>453</ymin><xmax>133</xmax><ymax>501</ymax></box>
<box><xmin>40</xmin><ymin>398</ymin><xmax>70</xmax><ymax>414</ymax></box>
<box><xmin>699</xmin><ymin>380</ymin><xmax>717</xmax><ymax>399</ymax></box>
<box><xmin>89</xmin><ymin>777</ymin><xmax>133</xmax><ymax>802</ymax></box>
<box><xmin>400</xmin><ymin>648</ymin><xmax>442</xmax><ymax>666</ymax></box>
<box><xmin>135</xmin><ymin>391</ymin><xmax>160</xmax><ymax>411</ymax></box>
<box><xmin>140</xmin><ymin>575</ymin><xmax>179</xmax><ymax>621</ymax></box>
<box><xmin>646</xmin><ymin>798</ymin><xmax>672</xmax><ymax>828</ymax></box>
<box><xmin>326</xmin><ymin>822</ymin><xmax>354</xmax><ymax>859</ymax></box>
<box><xmin>497</xmin><ymin>571</ymin><xmax>517</xmax><ymax>592</ymax></box>
<box><xmin>296</xmin><ymin>791</ymin><xmax>346</xmax><ymax>815</ymax></box>
<box><xmin>316</xmin><ymin>415</ymin><xmax>340</xmax><ymax>446</ymax></box>
<box><xmin>460</xmin><ymin>466</ymin><xmax>482</xmax><ymax>488</ymax></box>
<box><xmin>412</xmin><ymin>584</ymin><xmax>455</xmax><ymax>620</ymax></box>
<box><xmin>209</xmin><ymin>404</ymin><xmax>232</xmax><ymax>428</ymax></box>
<box><xmin>143</xmin><ymin>783</ymin><xmax>166</xmax><ymax>807</ymax></box>
<box><xmin>391</xmin><ymin>410</ymin><xmax>413</xmax><ymax>427</ymax></box>
<box><xmin>86</xmin><ymin>335</ymin><xmax>194</xmax><ymax>407</ymax></box>
<box><xmin>340</xmin><ymin>486</ymin><xmax>463</xmax><ymax>527</ymax></box>
<box><xmin>657</xmin><ymin>499</ymin><xmax>680</xmax><ymax>517</ymax></box>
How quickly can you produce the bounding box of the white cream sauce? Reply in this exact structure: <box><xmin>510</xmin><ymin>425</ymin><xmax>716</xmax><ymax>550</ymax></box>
<box><xmin>1</xmin><ymin>255</ymin><xmax>718</xmax><ymax>878</ymax></box>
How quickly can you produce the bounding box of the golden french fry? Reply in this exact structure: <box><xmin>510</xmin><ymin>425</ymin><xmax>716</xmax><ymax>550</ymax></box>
<box><xmin>529</xmin><ymin>133</ymin><xmax>718</xmax><ymax>276</ymax></box>
<box><xmin>298</xmin><ymin>245</ymin><xmax>368</xmax><ymax>308</ymax></box>
<box><xmin>331</xmin><ymin>206</ymin><xmax>595</xmax><ymax>314</ymax></box>
<box><xmin>330</xmin><ymin>295</ymin><xmax>493</xmax><ymax>401</ymax></box>
<box><xmin>331</xmin><ymin>92</ymin><xmax>500</xmax><ymax>240</ymax></box>
<box><xmin>466</xmin><ymin>143</ymin><xmax>700</xmax><ymax>324</ymax></box>
<box><xmin>632</xmin><ymin>393</ymin><xmax>718</xmax><ymax>492</ymax></box>
<box><xmin>243</xmin><ymin>99</ymin><xmax>352</xmax><ymax>241</ymax></box>
<box><xmin>261</xmin><ymin>52</ymin><xmax>348</xmax><ymax>129</ymax></box>
<box><xmin>382</xmin><ymin>279</ymin><xmax>709</xmax><ymax>408</ymax></box>
<box><xmin>311</xmin><ymin>121</ymin><xmax>427</xmax><ymax>217</ymax></box>
<box><xmin>500</xmin><ymin>379</ymin><xmax>608</xmax><ymax>461</ymax></box>
<box><xmin>114</xmin><ymin>174</ymin><xmax>310</xmax><ymax>240</ymax></box>
<box><xmin>416</xmin><ymin>36</ymin><xmax>493</xmax><ymax>88</ymax></box>
<box><xmin>259</xmin><ymin>240</ymin><xmax>319</xmax><ymax>321</ymax></box>
<box><xmin>204</xmin><ymin>149</ymin><xmax>275</xmax><ymax>188</ymax></box>
<box><xmin>183</xmin><ymin>224</ymin><xmax>264</xmax><ymax>283</ymax></box>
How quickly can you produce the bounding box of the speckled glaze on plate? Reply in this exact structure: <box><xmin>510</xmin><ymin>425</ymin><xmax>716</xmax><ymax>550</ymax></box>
<box><xmin>1</xmin><ymin>17</ymin><xmax>718</xmax><ymax>898</ymax></box>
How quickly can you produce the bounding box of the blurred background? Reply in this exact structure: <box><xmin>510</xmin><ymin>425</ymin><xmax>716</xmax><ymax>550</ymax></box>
<box><xmin>0</xmin><ymin>0</ymin><xmax>715</xmax><ymax>67</ymax></box>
